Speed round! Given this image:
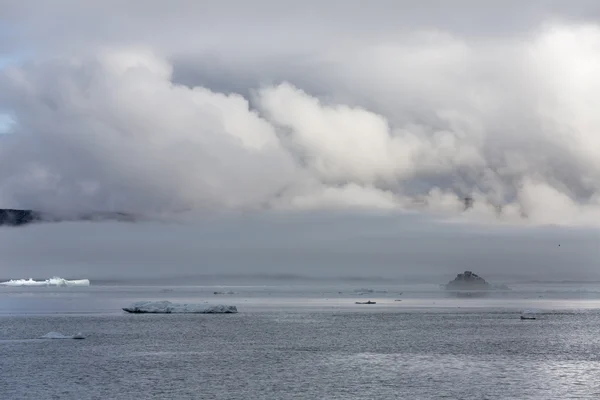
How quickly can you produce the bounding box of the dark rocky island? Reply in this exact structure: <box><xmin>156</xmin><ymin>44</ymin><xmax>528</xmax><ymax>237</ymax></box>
<box><xmin>445</xmin><ymin>271</ymin><xmax>491</xmax><ymax>290</ymax></box>
<box><xmin>444</xmin><ymin>271</ymin><xmax>510</xmax><ymax>295</ymax></box>
<box><xmin>0</xmin><ymin>209</ymin><xmax>135</xmax><ymax>227</ymax></box>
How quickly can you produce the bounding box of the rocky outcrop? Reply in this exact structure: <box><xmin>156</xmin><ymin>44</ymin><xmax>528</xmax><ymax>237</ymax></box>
<box><xmin>444</xmin><ymin>271</ymin><xmax>511</xmax><ymax>293</ymax></box>
<box><xmin>0</xmin><ymin>209</ymin><xmax>135</xmax><ymax>227</ymax></box>
<box><xmin>445</xmin><ymin>271</ymin><xmax>491</xmax><ymax>290</ymax></box>
<box><xmin>0</xmin><ymin>209</ymin><xmax>40</xmax><ymax>226</ymax></box>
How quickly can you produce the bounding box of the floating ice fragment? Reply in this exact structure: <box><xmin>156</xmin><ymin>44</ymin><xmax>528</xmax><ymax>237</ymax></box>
<box><xmin>0</xmin><ymin>277</ymin><xmax>90</xmax><ymax>287</ymax></box>
<box><xmin>41</xmin><ymin>332</ymin><xmax>85</xmax><ymax>339</ymax></box>
<box><xmin>122</xmin><ymin>300</ymin><xmax>238</xmax><ymax>314</ymax></box>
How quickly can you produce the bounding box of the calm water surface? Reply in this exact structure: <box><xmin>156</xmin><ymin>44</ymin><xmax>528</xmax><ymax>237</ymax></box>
<box><xmin>2</xmin><ymin>285</ymin><xmax>600</xmax><ymax>399</ymax></box>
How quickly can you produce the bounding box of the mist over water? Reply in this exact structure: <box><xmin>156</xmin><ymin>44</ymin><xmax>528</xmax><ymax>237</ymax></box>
<box><xmin>0</xmin><ymin>212</ymin><xmax>597</xmax><ymax>283</ymax></box>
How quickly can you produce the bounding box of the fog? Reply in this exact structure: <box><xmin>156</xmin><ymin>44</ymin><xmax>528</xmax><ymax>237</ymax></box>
<box><xmin>0</xmin><ymin>212</ymin><xmax>597</xmax><ymax>283</ymax></box>
<box><xmin>0</xmin><ymin>1</ymin><xmax>598</xmax><ymax>281</ymax></box>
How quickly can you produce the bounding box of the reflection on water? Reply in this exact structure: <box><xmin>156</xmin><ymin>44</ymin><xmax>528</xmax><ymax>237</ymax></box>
<box><xmin>1</xmin><ymin>308</ymin><xmax>600</xmax><ymax>399</ymax></box>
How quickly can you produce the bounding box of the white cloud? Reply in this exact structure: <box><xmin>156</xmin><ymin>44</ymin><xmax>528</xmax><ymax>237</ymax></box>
<box><xmin>278</xmin><ymin>183</ymin><xmax>400</xmax><ymax>211</ymax></box>
<box><xmin>1</xmin><ymin>20</ymin><xmax>600</xmax><ymax>226</ymax></box>
<box><xmin>0</xmin><ymin>51</ymin><xmax>298</xmax><ymax>213</ymax></box>
<box><xmin>259</xmin><ymin>83</ymin><xmax>417</xmax><ymax>184</ymax></box>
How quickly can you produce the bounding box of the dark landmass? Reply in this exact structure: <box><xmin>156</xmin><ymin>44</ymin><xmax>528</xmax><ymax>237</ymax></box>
<box><xmin>0</xmin><ymin>209</ymin><xmax>40</xmax><ymax>226</ymax></box>
<box><xmin>444</xmin><ymin>271</ymin><xmax>511</xmax><ymax>292</ymax></box>
<box><xmin>445</xmin><ymin>271</ymin><xmax>491</xmax><ymax>290</ymax></box>
<box><xmin>0</xmin><ymin>208</ymin><xmax>135</xmax><ymax>227</ymax></box>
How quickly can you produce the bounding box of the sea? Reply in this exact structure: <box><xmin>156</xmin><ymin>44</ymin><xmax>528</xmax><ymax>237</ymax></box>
<box><xmin>2</xmin><ymin>281</ymin><xmax>600</xmax><ymax>399</ymax></box>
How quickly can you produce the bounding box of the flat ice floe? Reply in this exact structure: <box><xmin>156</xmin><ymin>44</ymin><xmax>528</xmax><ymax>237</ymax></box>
<box><xmin>122</xmin><ymin>301</ymin><xmax>238</xmax><ymax>314</ymax></box>
<box><xmin>41</xmin><ymin>332</ymin><xmax>85</xmax><ymax>339</ymax></box>
<box><xmin>0</xmin><ymin>277</ymin><xmax>90</xmax><ymax>287</ymax></box>
<box><xmin>354</xmin><ymin>288</ymin><xmax>388</xmax><ymax>295</ymax></box>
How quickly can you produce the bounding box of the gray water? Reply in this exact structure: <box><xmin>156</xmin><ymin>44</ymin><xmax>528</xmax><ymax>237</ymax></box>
<box><xmin>2</xmin><ymin>284</ymin><xmax>600</xmax><ymax>399</ymax></box>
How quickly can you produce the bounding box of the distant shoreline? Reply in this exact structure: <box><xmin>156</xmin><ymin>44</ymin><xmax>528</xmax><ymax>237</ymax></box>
<box><xmin>0</xmin><ymin>208</ymin><xmax>134</xmax><ymax>226</ymax></box>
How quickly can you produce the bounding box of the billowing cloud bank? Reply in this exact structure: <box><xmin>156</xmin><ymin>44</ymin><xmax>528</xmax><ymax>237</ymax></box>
<box><xmin>1</xmin><ymin>23</ymin><xmax>600</xmax><ymax>226</ymax></box>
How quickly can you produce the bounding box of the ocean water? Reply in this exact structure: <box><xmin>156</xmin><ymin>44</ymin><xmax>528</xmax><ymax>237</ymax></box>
<box><xmin>2</xmin><ymin>283</ymin><xmax>600</xmax><ymax>399</ymax></box>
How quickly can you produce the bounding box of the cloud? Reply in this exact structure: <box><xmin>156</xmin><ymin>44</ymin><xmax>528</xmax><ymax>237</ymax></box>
<box><xmin>1</xmin><ymin>10</ymin><xmax>600</xmax><ymax>226</ymax></box>
<box><xmin>278</xmin><ymin>183</ymin><xmax>401</xmax><ymax>211</ymax></box>
<box><xmin>258</xmin><ymin>83</ymin><xmax>416</xmax><ymax>185</ymax></box>
<box><xmin>2</xmin><ymin>1</ymin><xmax>600</xmax><ymax>56</ymax></box>
<box><xmin>0</xmin><ymin>50</ymin><xmax>298</xmax><ymax>214</ymax></box>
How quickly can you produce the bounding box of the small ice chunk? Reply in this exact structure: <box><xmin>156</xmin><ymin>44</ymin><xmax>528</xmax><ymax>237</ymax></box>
<box><xmin>41</xmin><ymin>331</ymin><xmax>85</xmax><ymax>339</ymax></box>
<box><xmin>354</xmin><ymin>288</ymin><xmax>387</xmax><ymax>295</ymax></box>
<box><xmin>122</xmin><ymin>300</ymin><xmax>238</xmax><ymax>314</ymax></box>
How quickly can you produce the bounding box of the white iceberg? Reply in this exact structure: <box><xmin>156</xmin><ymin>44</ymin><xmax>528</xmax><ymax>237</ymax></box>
<box><xmin>41</xmin><ymin>331</ymin><xmax>85</xmax><ymax>339</ymax></box>
<box><xmin>0</xmin><ymin>277</ymin><xmax>90</xmax><ymax>287</ymax></box>
<box><xmin>122</xmin><ymin>301</ymin><xmax>238</xmax><ymax>314</ymax></box>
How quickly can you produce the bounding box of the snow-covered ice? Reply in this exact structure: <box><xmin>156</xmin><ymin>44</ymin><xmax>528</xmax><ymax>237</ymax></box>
<box><xmin>41</xmin><ymin>332</ymin><xmax>85</xmax><ymax>339</ymax></box>
<box><xmin>0</xmin><ymin>277</ymin><xmax>90</xmax><ymax>287</ymax></box>
<box><xmin>122</xmin><ymin>301</ymin><xmax>238</xmax><ymax>314</ymax></box>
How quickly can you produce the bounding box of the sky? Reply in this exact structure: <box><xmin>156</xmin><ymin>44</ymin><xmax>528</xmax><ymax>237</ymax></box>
<box><xmin>0</xmin><ymin>1</ymin><xmax>598</xmax><ymax>282</ymax></box>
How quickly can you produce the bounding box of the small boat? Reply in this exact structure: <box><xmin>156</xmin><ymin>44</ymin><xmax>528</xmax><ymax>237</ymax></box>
<box><xmin>520</xmin><ymin>315</ymin><xmax>536</xmax><ymax>320</ymax></box>
<box><xmin>355</xmin><ymin>301</ymin><xmax>376</xmax><ymax>305</ymax></box>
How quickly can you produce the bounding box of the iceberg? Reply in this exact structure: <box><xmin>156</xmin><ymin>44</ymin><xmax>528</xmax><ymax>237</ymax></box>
<box><xmin>41</xmin><ymin>332</ymin><xmax>85</xmax><ymax>339</ymax></box>
<box><xmin>0</xmin><ymin>277</ymin><xmax>90</xmax><ymax>287</ymax></box>
<box><xmin>122</xmin><ymin>301</ymin><xmax>238</xmax><ymax>314</ymax></box>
